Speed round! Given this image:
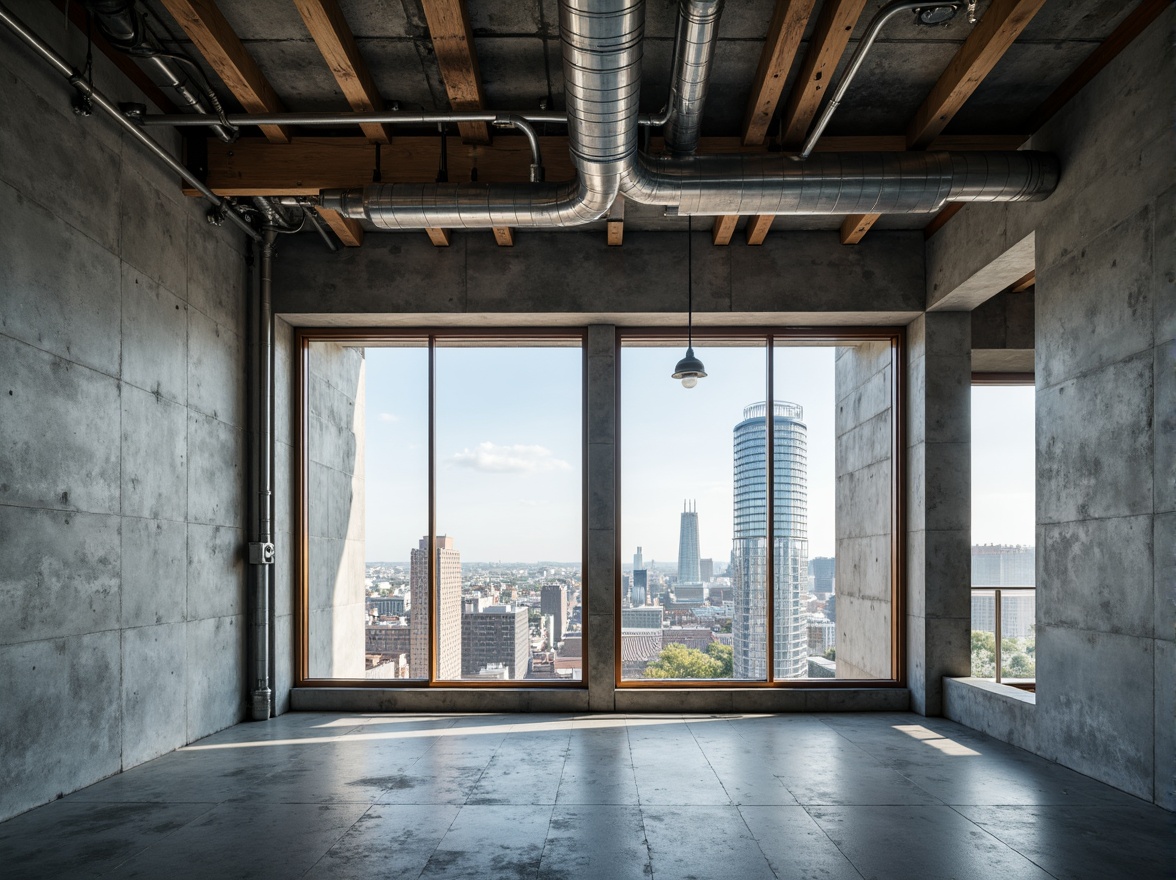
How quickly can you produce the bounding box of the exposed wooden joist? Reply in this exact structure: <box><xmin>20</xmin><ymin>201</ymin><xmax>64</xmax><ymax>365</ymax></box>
<box><xmin>607</xmin><ymin>196</ymin><xmax>625</xmax><ymax>246</ymax></box>
<box><xmin>712</xmin><ymin>215</ymin><xmax>738</xmax><ymax>246</ymax></box>
<box><xmin>745</xmin><ymin>215</ymin><xmax>773</xmax><ymax>245</ymax></box>
<box><xmin>840</xmin><ymin>212</ymin><xmax>879</xmax><ymax>245</ymax></box>
<box><xmin>923</xmin><ymin>203</ymin><xmax>965</xmax><ymax>239</ymax></box>
<box><xmin>778</xmin><ymin>0</ymin><xmax>870</xmax><ymax>148</ymax></box>
<box><xmin>293</xmin><ymin>0</ymin><xmax>392</xmax><ymax>143</ymax></box>
<box><xmin>742</xmin><ymin>0</ymin><xmax>820</xmax><ymax>146</ymax></box>
<box><xmin>184</xmin><ymin>134</ymin><xmax>1024</xmax><ymax>197</ymax></box>
<box><xmin>1009</xmin><ymin>269</ymin><xmax>1036</xmax><ymax>293</ymax></box>
<box><xmin>907</xmin><ymin>0</ymin><xmax>1048</xmax><ymax>149</ymax></box>
<box><xmin>315</xmin><ymin>207</ymin><xmax>364</xmax><ymax>247</ymax></box>
<box><xmin>419</xmin><ymin>0</ymin><xmax>490</xmax><ymax>144</ymax></box>
<box><xmin>923</xmin><ymin>0</ymin><xmax>1166</xmax><ymax>241</ymax></box>
<box><xmin>158</xmin><ymin>0</ymin><xmax>291</xmax><ymax>143</ymax></box>
<box><xmin>1026</xmin><ymin>0</ymin><xmax>1169</xmax><ymax>131</ymax></box>
<box><xmin>426</xmin><ymin>227</ymin><xmax>452</xmax><ymax>246</ymax></box>
<box><xmin>492</xmin><ymin>227</ymin><xmax>514</xmax><ymax>246</ymax></box>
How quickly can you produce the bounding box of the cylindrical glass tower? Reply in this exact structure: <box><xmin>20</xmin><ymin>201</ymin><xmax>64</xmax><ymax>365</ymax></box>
<box><xmin>732</xmin><ymin>402</ymin><xmax>809</xmax><ymax>680</ymax></box>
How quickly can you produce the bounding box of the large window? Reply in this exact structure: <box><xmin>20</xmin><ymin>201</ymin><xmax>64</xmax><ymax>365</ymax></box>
<box><xmin>970</xmin><ymin>380</ymin><xmax>1036</xmax><ymax>685</ymax></box>
<box><xmin>299</xmin><ymin>333</ymin><xmax>584</xmax><ymax>685</ymax></box>
<box><xmin>619</xmin><ymin>331</ymin><xmax>901</xmax><ymax>685</ymax></box>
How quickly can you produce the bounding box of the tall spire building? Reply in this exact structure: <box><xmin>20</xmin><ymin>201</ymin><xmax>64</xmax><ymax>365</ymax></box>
<box><xmin>677</xmin><ymin>500</ymin><xmax>701</xmax><ymax>585</ymax></box>
<box><xmin>731</xmin><ymin>402</ymin><xmax>809</xmax><ymax>679</ymax></box>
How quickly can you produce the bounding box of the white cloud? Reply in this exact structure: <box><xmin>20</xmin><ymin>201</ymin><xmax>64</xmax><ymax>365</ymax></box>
<box><xmin>378</xmin><ymin>412</ymin><xmax>399</xmax><ymax>423</ymax></box>
<box><xmin>450</xmin><ymin>442</ymin><xmax>570</xmax><ymax>474</ymax></box>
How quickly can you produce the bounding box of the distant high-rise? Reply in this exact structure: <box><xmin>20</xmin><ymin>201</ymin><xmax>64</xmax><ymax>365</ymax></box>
<box><xmin>632</xmin><ymin>569</ymin><xmax>648</xmax><ymax>606</ymax></box>
<box><xmin>971</xmin><ymin>544</ymin><xmax>1035</xmax><ymax>586</ymax></box>
<box><xmin>633</xmin><ymin>546</ymin><xmax>644</xmax><ymax>572</ymax></box>
<box><xmin>677</xmin><ymin>501</ymin><xmax>701</xmax><ymax>585</ymax></box>
<box><xmin>699</xmin><ymin>558</ymin><xmax>714</xmax><ymax>583</ymax></box>
<box><xmin>461</xmin><ymin>606</ymin><xmax>530</xmax><ymax>679</ymax></box>
<box><xmin>732</xmin><ymin>402</ymin><xmax>809</xmax><ymax>680</ymax></box>
<box><xmin>809</xmin><ymin>557</ymin><xmax>835</xmax><ymax>594</ymax></box>
<box><xmin>410</xmin><ymin>535</ymin><xmax>462</xmax><ymax>679</ymax></box>
<box><xmin>541</xmin><ymin>584</ymin><xmax>569</xmax><ymax>644</ymax></box>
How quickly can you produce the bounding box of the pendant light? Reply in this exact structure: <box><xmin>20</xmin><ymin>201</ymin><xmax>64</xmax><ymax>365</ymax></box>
<box><xmin>672</xmin><ymin>216</ymin><xmax>707</xmax><ymax>388</ymax></box>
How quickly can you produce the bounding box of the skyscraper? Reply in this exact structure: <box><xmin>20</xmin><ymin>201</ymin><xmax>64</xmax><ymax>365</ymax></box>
<box><xmin>541</xmin><ymin>584</ymin><xmax>569</xmax><ymax>645</ymax></box>
<box><xmin>633</xmin><ymin>546</ymin><xmax>644</xmax><ymax>572</ymax></box>
<box><xmin>409</xmin><ymin>535</ymin><xmax>462</xmax><ymax>679</ymax></box>
<box><xmin>732</xmin><ymin>402</ymin><xmax>809</xmax><ymax>680</ymax></box>
<box><xmin>677</xmin><ymin>501</ymin><xmax>701</xmax><ymax>585</ymax></box>
<box><xmin>631</xmin><ymin>569</ymin><xmax>648</xmax><ymax>606</ymax></box>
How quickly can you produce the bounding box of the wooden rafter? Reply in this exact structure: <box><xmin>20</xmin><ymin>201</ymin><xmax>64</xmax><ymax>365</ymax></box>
<box><xmin>158</xmin><ymin>0</ymin><xmax>290</xmax><ymax>143</ymax></box>
<box><xmin>316</xmin><ymin>208</ymin><xmax>364</xmax><ymax>247</ymax></box>
<box><xmin>745</xmin><ymin>215</ymin><xmax>773</xmax><ymax>245</ymax></box>
<box><xmin>1008</xmin><ymin>269</ymin><xmax>1035</xmax><ymax>293</ymax></box>
<box><xmin>907</xmin><ymin>0</ymin><xmax>1047</xmax><ymax>149</ymax></box>
<box><xmin>607</xmin><ymin>196</ymin><xmax>625</xmax><ymax>246</ymax></box>
<box><xmin>492</xmin><ymin>227</ymin><xmax>515</xmax><ymax>246</ymax></box>
<box><xmin>294</xmin><ymin>0</ymin><xmax>392</xmax><ymax>143</ymax></box>
<box><xmin>712</xmin><ymin>215</ymin><xmax>738</xmax><ymax>246</ymax></box>
<box><xmin>426</xmin><ymin>228</ymin><xmax>452</xmax><ymax>246</ymax></box>
<box><xmin>742</xmin><ymin>0</ymin><xmax>819</xmax><ymax>146</ymax></box>
<box><xmin>923</xmin><ymin>0</ymin><xmax>1166</xmax><ymax>241</ymax></box>
<box><xmin>843</xmin><ymin>0</ymin><xmax>1046</xmax><ymax>244</ymax></box>
<box><xmin>184</xmin><ymin>134</ymin><xmax>1025</xmax><ymax>197</ymax></box>
<box><xmin>778</xmin><ymin>0</ymin><xmax>870</xmax><ymax>148</ymax></box>
<box><xmin>419</xmin><ymin>0</ymin><xmax>490</xmax><ymax>144</ymax></box>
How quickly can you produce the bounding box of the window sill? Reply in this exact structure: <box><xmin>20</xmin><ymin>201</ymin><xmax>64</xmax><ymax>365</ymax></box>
<box><xmin>947</xmin><ymin>676</ymin><xmax>1036</xmax><ymax>706</ymax></box>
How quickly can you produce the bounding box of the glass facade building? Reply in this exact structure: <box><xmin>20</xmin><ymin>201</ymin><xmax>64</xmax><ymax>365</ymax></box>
<box><xmin>732</xmin><ymin>402</ymin><xmax>809</xmax><ymax>679</ymax></box>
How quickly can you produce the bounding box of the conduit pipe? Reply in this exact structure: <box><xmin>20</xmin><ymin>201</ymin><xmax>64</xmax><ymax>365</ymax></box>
<box><xmin>0</xmin><ymin>3</ymin><xmax>259</xmax><ymax>239</ymax></box>
<box><xmin>79</xmin><ymin>0</ymin><xmax>236</xmax><ymax>142</ymax></box>
<box><xmin>662</xmin><ymin>0</ymin><xmax>723</xmax><ymax>155</ymax></box>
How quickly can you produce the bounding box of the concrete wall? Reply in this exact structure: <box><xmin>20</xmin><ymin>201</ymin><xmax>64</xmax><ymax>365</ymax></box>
<box><xmin>305</xmin><ymin>342</ymin><xmax>366</xmax><ymax>679</ymax></box>
<box><xmin>833</xmin><ymin>342</ymin><xmax>894</xmax><ymax>679</ymax></box>
<box><xmin>0</xmin><ymin>1</ymin><xmax>250</xmax><ymax>822</ymax></box>
<box><xmin>905</xmin><ymin>313</ymin><xmax>973</xmax><ymax>716</ymax></box>
<box><xmin>932</xmin><ymin>10</ymin><xmax>1175</xmax><ymax>808</ymax></box>
<box><xmin>971</xmin><ymin>291</ymin><xmax>1034</xmax><ymax>374</ymax></box>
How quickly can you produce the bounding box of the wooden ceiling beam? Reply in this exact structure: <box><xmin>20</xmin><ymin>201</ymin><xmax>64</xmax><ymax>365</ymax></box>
<box><xmin>492</xmin><ymin>227</ymin><xmax>515</xmax><ymax>246</ymax></box>
<box><xmin>778</xmin><ymin>0</ymin><xmax>870</xmax><ymax>149</ymax></box>
<box><xmin>907</xmin><ymin>0</ymin><xmax>1047</xmax><ymax>149</ymax></box>
<box><xmin>420</xmin><ymin>0</ymin><xmax>490</xmax><ymax>144</ymax></box>
<box><xmin>158</xmin><ymin>0</ymin><xmax>291</xmax><ymax>143</ymax></box>
<box><xmin>184</xmin><ymin>134</ymin><xmax>1025</xmax><ymax>197</ymax></box>
<box><xmin>294</xmin><ymin>0</ymin><xmax>393</xmax><ymax>143</ymax></box>
<box><xmin>742</xmin><ymin>0</ymin><xmax>820</xmax><ymax>146</ymax></box>
<box><xmin>426</xmin><ymin>228</ymin><xmax>452</xmax><ymax>247</ymax></box>
<box><xmin>1008</xmin><ymin>269</ymin><xmax>1036</xmax><ymax>293</ymax></box>
<box><xmin>745</xmin><ymin>215</ymin><xmax>774</xmax><ymax>245</ymax></box>
<box><xmin>315</xmin><ymin>208</ymin><xmax>364</xmax><ymax>247</ymax></box>
<box><xmin>840</xmin><ymin>212</ymin><xmax>879</xmax><ymax>245</ymax></box>
<box><xmin>607</xmin><ymin>196</ymin><xmax>625</xmax><ymax>246</ymax></box>
<box><xmin>712</xmin><ymin>215</ymin><xmax>738</xmax><ymax>246</ymax></box>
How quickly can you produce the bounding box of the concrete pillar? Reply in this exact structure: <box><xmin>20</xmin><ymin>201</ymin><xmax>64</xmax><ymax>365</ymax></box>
<box><xmin>585</xmin><ymin>325</ymin><xmax>617</xmax><ymax>710</ymax></box>
<box><xmin>906</xmin><ymin>313</ymin><xmax>972</xmax><ymax>715</ymax></box>
<box><xmin>833</xmin><ymin>341</ymin><xmax>895</xmax><ymax>679</ymax></box>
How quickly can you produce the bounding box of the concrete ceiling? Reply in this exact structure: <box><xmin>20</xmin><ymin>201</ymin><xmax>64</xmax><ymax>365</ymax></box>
<box><xmin>132</xmin><ymin>0</ymin><xmax>1140</xmax><ymax>233</ymax></box>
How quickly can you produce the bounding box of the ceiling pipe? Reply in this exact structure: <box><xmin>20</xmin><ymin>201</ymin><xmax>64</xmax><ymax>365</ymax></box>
<box><xmin>0</xmin><ymin>2</ymin><xmax>259</xmax><ymax>240</ymax></box>
<box><xmin>78</xmin><ymin>0</ymin><xmax>237</xmax><ymax>142</ymax></box>
<box><xmin>662</xmin><ymin>0</ymin><xmax>724</xmax><ymax>156</ymax></box>
<box><xmin>323</xmin><ymin>0</ymin><xmax>643</xmax><ymax>229</ymax></box>
<box><xmin>322</xmin><ymin>0</ymin><xmax>1057</xmax><ymax>228</ymax></box>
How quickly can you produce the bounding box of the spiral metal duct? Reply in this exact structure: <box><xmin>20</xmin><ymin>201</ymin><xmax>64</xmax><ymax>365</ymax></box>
<box><xmin>323</xmin><ymin>0</ymin><xmax>1059</xmax><ymax>229</ymax></box>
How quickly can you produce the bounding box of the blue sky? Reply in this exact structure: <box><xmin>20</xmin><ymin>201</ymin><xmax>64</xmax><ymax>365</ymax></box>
<box><xmin>360</xmin><ymin>345</ymin><xmax>1036</xmax><ymax>562</ymax></box>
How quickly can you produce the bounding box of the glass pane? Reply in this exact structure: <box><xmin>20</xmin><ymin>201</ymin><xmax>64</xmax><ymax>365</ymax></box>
<box><xmin>306</xmin><ymin>340</ymin><xmax>429</xmax><ymax>680</ymax></box>
<box><xmin>785</xmin><ymin>341</ymin><xmax>894</xmax><ymax>680</ymax></box>
<box><xmin>620</xmin><ymin>343</ymin><xmax>767</xmax><ymax>681</ymax></box>
<box><xmin>971</xmin><ymin>385</ymin><xmax>1036</xmax><ymax>685</ymax></box>
<box><xmin>970</xmin><ymin>590</ymin><xmax>997</xmax><ymax>678</ymax></box>
<box><xmin>434</xmin><ymin>344</ymin><xmax>583</xmax><ymax>682</ymax></box>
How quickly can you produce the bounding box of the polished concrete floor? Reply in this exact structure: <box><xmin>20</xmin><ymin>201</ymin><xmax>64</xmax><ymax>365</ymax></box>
<box><xmin>2</xmin><ymin>712</ymin><xmax>1172</xmax><ymax>879</ymax></box>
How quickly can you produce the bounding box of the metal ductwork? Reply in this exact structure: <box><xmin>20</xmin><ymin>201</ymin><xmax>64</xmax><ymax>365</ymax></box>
<box><xmin>323</xmin><ymin>0</ymin><xmax>642</xmax><ymax>228</ymax></box>
<box><xmin>662</xmin><ymin>0</ymin><xmax>723</xmax><ymax>156</ymax></box>
<box><xmin>322</xmin><ymin>0</ymin><xmax>1059</xmax><ymax>229</ymax></box>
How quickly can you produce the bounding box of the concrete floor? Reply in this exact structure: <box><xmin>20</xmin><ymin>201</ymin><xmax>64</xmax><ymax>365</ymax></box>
<box><xmin>2</xmin><ymin>712</ymin><xmax>1171</xmax><ymax>880</ymax></box>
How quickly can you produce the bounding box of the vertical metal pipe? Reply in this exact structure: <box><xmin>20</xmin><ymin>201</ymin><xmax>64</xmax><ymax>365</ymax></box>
<box><xmin>250</xmin><ymin>226</ymin><xmax>276</xmax><ymax>721</ymax></box>
<box><xmin>427</xmin><ymin>337</ymin><xmax>437</xmax><ymax>683</ymax></box>
<box><xmin>766</xmin><ymin>340</ymin><xmax>775</xmax><ymax>682</ymax></box>
<box><xmin>994</xmin><ymin>589</ymin><xmax>1003</xmax><ymax>684</ymax></box>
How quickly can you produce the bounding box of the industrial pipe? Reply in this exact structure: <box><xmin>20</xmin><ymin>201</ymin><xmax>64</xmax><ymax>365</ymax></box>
<box><xmin>662</xmin><ymin>0</ymin><xmax>724</xmax><ymax>155</ymax></box>
<box><xmin>0</xmin><ymin>3</ymin><xmax>259</xmax><ymax>240</ymax></box>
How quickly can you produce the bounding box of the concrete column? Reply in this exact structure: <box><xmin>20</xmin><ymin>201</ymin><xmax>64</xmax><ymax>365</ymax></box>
<box><xmin>585</xmin><ymin>325</ymin><xmax>617</xmax><ymax>710</ymax></box>
<box><xmin>906</xmin><ymin>312</ymin><xmax>972</xmax><ymax>715</ymax></box>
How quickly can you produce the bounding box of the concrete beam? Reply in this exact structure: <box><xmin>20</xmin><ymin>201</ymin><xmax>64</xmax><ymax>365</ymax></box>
<box><xmin>927</xmin><ymin>231</ymin><xmax>1035</xmax><ymax>312</ymax></box>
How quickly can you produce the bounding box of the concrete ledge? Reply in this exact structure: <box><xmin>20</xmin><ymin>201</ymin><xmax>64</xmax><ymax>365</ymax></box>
<box><xmin>291</xmin><ymin>687</ymin><xmax>591</xmax><ymax>713</ymax></box>
<box><xmin>943</xmin><ymin>677</ymin><xmax>1037</xmax><ymax>753</ymax></box>
<box><xmin>615</xmin><ymin>688</ymin><xmax>909</xmax><ymax>713</ymax></box>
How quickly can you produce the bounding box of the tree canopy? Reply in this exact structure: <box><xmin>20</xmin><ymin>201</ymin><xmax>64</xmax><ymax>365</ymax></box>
<box><xmin>644</xmin><ymin>642</ymin><xmax>732</xmax><ymax>679</ymax></box>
